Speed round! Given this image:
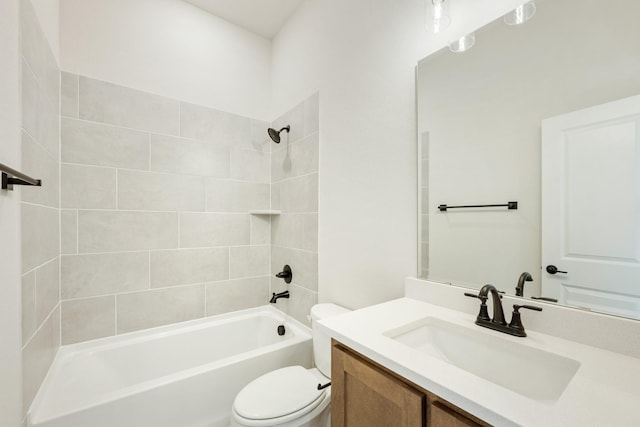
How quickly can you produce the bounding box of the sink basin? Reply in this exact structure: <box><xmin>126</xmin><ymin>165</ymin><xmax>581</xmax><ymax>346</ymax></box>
<box><xmin>384</xmin><ymin>317</ymin><xmax>580</xmax><ymax>401</ymax></box>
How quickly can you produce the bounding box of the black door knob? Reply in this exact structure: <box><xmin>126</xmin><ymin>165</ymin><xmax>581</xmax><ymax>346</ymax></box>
<box><xmin>545</xmin><ymin>265</ymin><xmax>567</xmax><ymax>275</ymax></box>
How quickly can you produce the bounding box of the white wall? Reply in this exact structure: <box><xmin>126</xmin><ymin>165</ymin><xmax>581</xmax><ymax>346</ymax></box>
<box><xmin>31</xmin><ymin>0</ymin><xmax>60</xmax><ymax>63</ymax></box>
<box><xmin>60</xmin><ymin>0</ymin><xmax>272</xmax><ymax>120</ymax></box>
<box><xmin>0</xmin><ymin>0</ymin><xmax>23</xmax><ymax>424</ymax></box>
<box><xmin>271</xmin><ymin>0</ymin><xmax>524</xmax><ymax>309</ymax></box>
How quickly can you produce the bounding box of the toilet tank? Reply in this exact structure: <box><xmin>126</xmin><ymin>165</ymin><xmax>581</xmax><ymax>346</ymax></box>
<box><xmin>310</xmin><ymin>303</ymin><xmax>350</xmax><ymax>378</ymax></box>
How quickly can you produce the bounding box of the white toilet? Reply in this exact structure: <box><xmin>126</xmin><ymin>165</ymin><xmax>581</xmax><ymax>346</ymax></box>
<box><xmin>230</xmin><ymin>303</ymin><xmax>349</xmax><ymax>427</ymax></box>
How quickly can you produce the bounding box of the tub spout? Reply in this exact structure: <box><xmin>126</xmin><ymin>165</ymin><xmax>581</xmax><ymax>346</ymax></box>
<box><xmin>270</xmin><ymin>290</ymin><xmax>290</xmax><ymax>303</ymax></box>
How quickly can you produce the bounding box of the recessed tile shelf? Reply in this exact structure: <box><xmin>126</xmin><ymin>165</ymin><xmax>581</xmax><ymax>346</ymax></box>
<box><xmin>248</xmin><ymin>210</ymin><xmax>281</xmax><ymax>215</ymax></box>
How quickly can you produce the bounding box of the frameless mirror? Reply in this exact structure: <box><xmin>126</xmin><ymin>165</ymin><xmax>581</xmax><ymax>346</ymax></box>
<box><xmin>417</xmin><ymin>0</ymin><xmax>640</xmax><ymax>319</ymax></box>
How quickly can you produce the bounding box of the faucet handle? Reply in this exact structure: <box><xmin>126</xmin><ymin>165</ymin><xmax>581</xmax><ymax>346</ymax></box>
<box><xmin>464</xmin><ymin>291</ymin><xmax>502</xmax><ymax>299</ymax></box>
<box><xmin>464</xmin><ymin>292</ymin><xmax>491</xmax><ymax>321</ymax></box>
<box><xmin>508</xmin><ymin>304</ymin><xmax>542</xmax><ymax>336</ymax></box>
<box><xmin>515</xmin><ymin>304</ymin><xmax>543</xmax><ymax>312</ymax></box>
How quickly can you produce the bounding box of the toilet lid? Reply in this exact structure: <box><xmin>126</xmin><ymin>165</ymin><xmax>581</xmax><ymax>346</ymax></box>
<box><xmin>233</xmin><ymin>366</ymin><xmax>326</xmax><ymax>421</ymax></box>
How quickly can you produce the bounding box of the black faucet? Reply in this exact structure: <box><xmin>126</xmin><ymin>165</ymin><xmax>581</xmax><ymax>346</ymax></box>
<box><xmin>270</xmin><ymin>290</ymin><xmax>290</xmax><ymax>303</ymax></box>
<box><xmin>515</xmin><ymin>272</ymin><xmax>533</xmax><ymax>297</ymax></box>
<box><xmin>465</xmin><ymin>285</ymin><xmax>542</xmax><ymax>337</ymax></box>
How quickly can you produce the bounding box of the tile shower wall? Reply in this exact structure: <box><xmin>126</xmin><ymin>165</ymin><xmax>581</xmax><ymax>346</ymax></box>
<box><xmin>20</xmin><ymin>0</ymin><xmax>61</xmax><ymax>415</ymax></box>
<box><xmin>59</xmin><ymin>74</ymin><xmax>273</xmax><ymax>344</ymax></box>
<box><xmin>270</xmin><ymin>93</ymin><xmax>320</xmax><ymax>325</ymax></box>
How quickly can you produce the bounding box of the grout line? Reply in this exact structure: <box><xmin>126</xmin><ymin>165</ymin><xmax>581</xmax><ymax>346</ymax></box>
<box><xmin>203</xmin><ymin>281</ymin><xmax>207</xmax><ymax>318</ymax></box>
<box><xmin>21</xmin><ymin>299</ymin><xmax>59</xmax><ymax>351</ymax></box>
<box><xmin>114</xmin><ymin>293</ymin><xmax>118</xmax><ymax>336</ymax></box>
<box><xmin>76</xmin><ymin>74</ymin><xmax>80</xmax><ymax>118</ymax></box>
<box><xmin>148</xmin><ymin>251</ymin><xmax>151</xmax><ymax>290</ymax></box>
<box><xmin>58</xmin><ymin>160</ymin><xmax>267</xmax><ymax>184</ymax></box>
<box><xmin>59</xmin><ymin>278</ymin><xmax>258</xmax><ymax>304</ymax></box>
<box><xmin>75</xmin><ymin>209</ymin><xmax>79</xmax><ymax>254</ymax></box>
<box><xmin>115</xmin><ymin>168</ymin><xmax>119</xmax><ymax>210</ymax></box>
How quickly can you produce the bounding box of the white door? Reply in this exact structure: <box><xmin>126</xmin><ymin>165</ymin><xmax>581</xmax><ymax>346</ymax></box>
<box><xmin>541</xmin><ymin>95</ymin><xmax>640</xmax><ymax>319</ymax></box>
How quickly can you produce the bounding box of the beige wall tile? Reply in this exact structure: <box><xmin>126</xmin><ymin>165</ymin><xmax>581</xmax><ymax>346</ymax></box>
<box><xmin>21</xmin><ymin>131</ymin><xmax>59</xmax><ymax>208</ymax></box>
<box><xmin>271</xmin><ymin>214</ymin><xmax>304</xmax><ymax>249</ymax></box>
<box><xmin>302</xmin><ymin>214</ymin><xmax>318</xmax><ymax>252</ymax></box>
<box><xmin>180</xmin><ymin>213</ymin><xmax>249</xmax><ymax>248</ymax></box>
<box><xmin>272</xmin><ymin>173</ymin><xmax>318</xmax><ymax>213</ymax></box>
<box><xmin>250</xmin><ymin>215</ymin><xmax>271</xmax><ymax>245</ymax></box>
<box><xmin>61</xmin><ymin>164</ymin><xmax>116</xmax><ymax>209</ymax></box>
<box><xmin>22</xmin><ymin>203</ymin><xmax>59</xmax><ymax>273</ymax></box>
<box><xmin>22</xmin><ymin>306</ymin><xmax>59</xmax><ymax>415</ymax></box>
<box><xmin>43</xmin><ymin>42</ymin><xmax>60</xmax><ymax>112</ymax></box>
<box><xmin>22</xmin><ymin>272</ymin><xmax>36</xmax><ymax>346</ymax></box>
<box><xmin>270</xmin><ymin>145</ymin><xmax>293</xmax><ymax>183</ymax></box>
<box><xmin>61</xmin><ymin>210</ymin><xmax>78</xmax><ymax>254</ymax></box>
<box><xmin>250</xmin><ymin>119</ymin><xmax>272</xmax><ymax>152</ymax></box>
<box><xmin>180</xmin><ymin>102</ymin><xmax>251</xmax><ymax>145</ymax></box>
<box><xmin>230</xmin><ymin>246</ymin><xmax>270</xmax><ymax>279</ymax></box>
<box><xmin>304</xmin><ymin>92</ymin><xmax>319</xmax><ymax>137</ymax></box>
<box><xmin>61</xmin><ymin>118</ymin><xmax>149</xmax><ymax>170</ymax></box>
<box><xmin>21</xmin><ymin>59</ymin><xmax>38</xmax><ymax>139</ymax></box>
<box><xmin>150</xmin><ymin>248</ymin><xmax>228</xmax><ymax>288</ymax></box>
<box><xmin>35</xmin><ymin>257</ymin><xmax>59</xmax><ymax>325</ymax></box>
<box><xmin>272</xmin><ymin>246</ymin><xmax>318</xmax><ymax>292</ymax></box>
<box><xmin>118</xmin><ymin>170</ymin><xmax>205</xmax><ymax>212</ymax></box>
<box><xmin>36</xmin><ymin>91</ymin><xmax>60</xmax><ymax>160</ymax></box>
<box><xmin>206</xmin><ymin>179</ymin><xmax>269</xmax><ymax>212</ymax></box>
<box><xmin>272</xmin><ymin>213</ymin><xmax>319</xmax><ymax>253</ymax></box>
<box><xmin>291</xmin><ymin>133</ymin><xmax>319</xmax><ymax>177</ymax></box>
<box><xmin>61</xmin><ymin>296</ymin><xmax>115</xmax><ymax>344</ymax></box>
<box><xmin>61</xmin><ymin>252</ymin><xmax>149</xmax><ymax>299</ymax></box>
<box><xmin>150</xmin><ymin>133</ymin><xmax>229</xmax><ymax>177</ymax></box>
<box><xmin>78</xmin><ymin>211</ymin><xmax>178</xmax><ymax>253</ymax></box>
<box><xmin>230</xmin><ymin>148</ymin><xmax>270</xmax><ymax>183</ymax></box>
<box><xmin>206</xmin><ymin>277</ymin><xmax>269</xmax><ymax>316</ymax></box>
<box><xmin>287</xmin><ymin>284</ymin><xmax>318</xmax><ymax>327</ymax></box>
<box><xmin>117</xmin><ymin>285</ymin><xmax>204</xmax><ymax>334</ymax></box>
<box><xmin>61</xmin><ymin>72</ymin><xmax>79</xmax><ymax>118</ymax></box>
<box><xmin>79</xmin><ymin>76</ymin><xmax>179</xmax><ymax>135</ymax></box>
<box><xmin>20</xmin><ymin>0</ymin><xmax>44</xmax><ymax>81</ymax></box>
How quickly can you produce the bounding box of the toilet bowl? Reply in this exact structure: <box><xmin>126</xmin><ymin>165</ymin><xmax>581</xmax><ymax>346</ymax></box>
<box><xmin>230</xmin><ymin>304</ymin><xmax>349</xmax><ymax>427</ymax></box>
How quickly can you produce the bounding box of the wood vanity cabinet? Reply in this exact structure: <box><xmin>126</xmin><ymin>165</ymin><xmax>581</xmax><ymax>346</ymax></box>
<box><xmin>331</xmin><ymin>341</ymin><xmax>490</xmax><ymax>427</ymax></box>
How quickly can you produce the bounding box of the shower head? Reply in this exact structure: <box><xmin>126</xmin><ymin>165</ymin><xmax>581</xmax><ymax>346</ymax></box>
<box><xmin>267</xmin><ymin>126</ymin><xmax>290</xmax><ymax>144</ymax></box>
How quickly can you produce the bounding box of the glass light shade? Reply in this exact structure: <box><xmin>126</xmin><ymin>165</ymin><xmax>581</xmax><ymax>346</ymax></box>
<box><xmin>425</xmin><ymin>0</ymin><xmax>451</xmax><ymax>34</ymax></box>
<box><xmin>504</xmin><ymin>1</ymin><xmax>537</xmax><ymax>26</ymax></box>
<box><xmin>449</xmin><ymin>32</ymin><xmax>475</xmax><ymax>53</ymax></box>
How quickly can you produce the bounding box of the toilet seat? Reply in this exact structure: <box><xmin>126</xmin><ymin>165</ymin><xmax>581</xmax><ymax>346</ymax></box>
<box><xmin>232</xmin><ymin>366</ymin><xmax>327</xmax><ymax>426</ymax></box>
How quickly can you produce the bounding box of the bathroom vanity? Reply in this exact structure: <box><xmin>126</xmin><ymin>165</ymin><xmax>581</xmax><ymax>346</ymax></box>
<box><xmin>332</xmin><ymin>341</ymin><xmax>488</xmax><ymax>427</ymax></box>
<box><xmin>321</xmin><ymin>279</ymin><xmax>640</xmax><ymax>426</ymax></box>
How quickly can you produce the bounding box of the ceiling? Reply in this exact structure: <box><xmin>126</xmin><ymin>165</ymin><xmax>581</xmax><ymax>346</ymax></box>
<box><xmin>183</xmin><ymin>0</ymin><xmax>305</xmax><ymax>39</ymax></box>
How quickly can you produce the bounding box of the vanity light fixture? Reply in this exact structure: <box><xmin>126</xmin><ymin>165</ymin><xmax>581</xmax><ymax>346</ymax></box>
<box><xmin>425</xmin><ymin>0</ymin><xmax>450</xmax><ymax>33</ymax></box>
<box><xmin>504</xmin><ymin>1</ymin><xmax>536</xmax><ymax>26</ymax></box>
<box><xmin>449</xmin><ymin>32</ymin><xmax>475</xmax><ymax>53</ymax></box>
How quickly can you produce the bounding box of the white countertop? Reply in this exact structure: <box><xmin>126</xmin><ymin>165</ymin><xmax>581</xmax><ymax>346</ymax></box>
<box><xmin>319</xmin><ymin>297</ymin><xmax>640</xmax><ymax>426</ymax></box>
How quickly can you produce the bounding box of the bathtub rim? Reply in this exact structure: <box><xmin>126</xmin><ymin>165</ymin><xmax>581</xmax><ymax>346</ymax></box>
<box><xmin>28</xmin><ymin>305</ymin><xmax>311</xmax><ymax>426</ymax></box>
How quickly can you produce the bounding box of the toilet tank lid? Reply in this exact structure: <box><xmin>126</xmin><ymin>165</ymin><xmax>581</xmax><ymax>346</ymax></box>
<box><xmin>310</xmin><ymin>303</ymin><xmax>350</xmax><ymax>321</ymax></box>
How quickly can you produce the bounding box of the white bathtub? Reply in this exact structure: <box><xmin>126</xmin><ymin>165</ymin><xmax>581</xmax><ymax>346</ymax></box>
<box><xmin>28</xmin><ymin>306</ymin><xmax>313</xmax><ymax>427</ymax></box>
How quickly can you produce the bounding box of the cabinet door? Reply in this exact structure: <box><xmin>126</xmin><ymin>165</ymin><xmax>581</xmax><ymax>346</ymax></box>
<box><xmin>429</xmin><ymin>401</ymin><xmax>483</xmax><ymax>427</ymax></box>
<box><xmin>332</xmin><ymin>344</ymin><xmax>425</xmax><ymax>427</ymax></box>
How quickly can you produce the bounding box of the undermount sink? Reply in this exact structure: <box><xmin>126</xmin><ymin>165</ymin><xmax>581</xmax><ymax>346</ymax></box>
<box><xmin>384</xmin><ymin>317</ymin><xmax>580</xmax><ymax>401</ymax></box>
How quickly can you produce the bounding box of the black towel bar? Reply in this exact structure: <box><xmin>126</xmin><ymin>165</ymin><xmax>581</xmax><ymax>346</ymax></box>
<box><xmin>438</xmin><ymin>201</ymin><xmax>518</xmax><ymax>212</ymax></box>
<box><xmin>1</xmin><ymin>162</ymin><xmax>42</xmax><ymax>191</ymax></box>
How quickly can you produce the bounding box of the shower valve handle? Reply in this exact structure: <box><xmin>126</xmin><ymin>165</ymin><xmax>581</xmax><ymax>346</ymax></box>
<box><xmin>275</xmin><ymin>265</ymin><xmax>292</xmax><ymax>284</ymax></box>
